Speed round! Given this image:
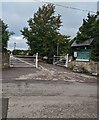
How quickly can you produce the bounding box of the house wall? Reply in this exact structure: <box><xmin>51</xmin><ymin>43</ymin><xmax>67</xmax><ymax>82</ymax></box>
<box><xmin>2</xmin><ymin>52</ymin><xmax>10</xmax><ymax>68</ymax></box>
<box><xmin>68</xmin><ymin>60</ymin><xmax>99</xmax><ymax>75</ymax></box>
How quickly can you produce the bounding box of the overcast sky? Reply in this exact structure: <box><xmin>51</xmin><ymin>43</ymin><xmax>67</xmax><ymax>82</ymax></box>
<box><xmin>2</xmin><ymin>1</ymin><xmax>97</xmax><ymax>50</ymax></box>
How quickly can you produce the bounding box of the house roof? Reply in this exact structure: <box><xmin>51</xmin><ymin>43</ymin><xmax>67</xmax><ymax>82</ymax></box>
<box><xmin>71</xmin><ymin>38</ymin><xmax>94</xmax><ymax>47</ymax></box>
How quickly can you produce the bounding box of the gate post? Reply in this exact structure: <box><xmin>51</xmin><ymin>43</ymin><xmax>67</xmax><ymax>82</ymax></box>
<box><xmin>36</xmin><ymin>53</ymin><xmax>38</xmax><ymax>68</ymax></box>
<box><xmin>53</xmin><ymin>55</ymin><xmax>55</xmax><ymax>65</ymax></box>
<box><xmin>65</xmin><ymin>54</ymin><xmax>69</xmax><ymax>68</ymax></box>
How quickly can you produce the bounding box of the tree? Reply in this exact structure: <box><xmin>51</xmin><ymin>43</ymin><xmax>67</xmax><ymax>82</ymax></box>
<box><xmin>74</xmin><ymin>12</ymin><xmax>99</xmax><ymax>61</ymax></box>
<box><xmin>21</xmin><ymin>4</ymin><xmax>70</xmax><ymax>62</ymax></box>
<box><xmin>55</xmin><ymin>34</ymin><xmax>72</xmax><ymax>55</ymax></box>
<box><xmin>75</xmin><ymin>13</ymin><xmax>96</xmax><ymax>43</ymax></box>
<box><xmin>12</xmin><ymin>49</ymin><xmax>29</xmax><ymax>55</ymax></box>
<box><xmin>91</xmin><ymin>13</ymin><xmax>99</xmax><ymax>61</ymax></box>
<box><xmin>0</xmin><ymin>19</ymin><xmax>14</xmax><ymax>52</ymax></box>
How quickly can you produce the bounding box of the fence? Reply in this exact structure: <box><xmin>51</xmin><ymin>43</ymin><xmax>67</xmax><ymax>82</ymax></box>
<box><xmin>10</xmin><ymin>53</ymin><xmax>39</xmax><ymax>68</ymax></box>
<box><xmin>53</xmin><ymin>54</ymin><xmax>69</xmax><ymax>67</ymax></box>
<box><xmin>2</xmin><ymin>52</ymin><xmax>10</xmax><ymax>68</ymax></box>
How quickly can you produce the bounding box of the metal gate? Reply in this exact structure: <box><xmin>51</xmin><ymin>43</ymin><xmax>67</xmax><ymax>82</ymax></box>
<box><xmin>10</xmin><ymin>53</ymin><xmax>38</xmax><ymax>68</ymax></box>
<box><xmin>53</xmin><ymin>54</ymin><xmax>69</xmax><ymax>67</ymax></box>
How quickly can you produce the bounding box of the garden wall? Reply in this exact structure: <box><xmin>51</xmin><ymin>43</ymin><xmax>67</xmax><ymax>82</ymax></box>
<box><xmin>2</xmin><ymin>52</ymin><xmax>10</xmax><ymax>68</ymax></box>
<box><xmin>68</xmin><ymin>60</ymin><xmax>99</xmax><ymax>75</ymax></box>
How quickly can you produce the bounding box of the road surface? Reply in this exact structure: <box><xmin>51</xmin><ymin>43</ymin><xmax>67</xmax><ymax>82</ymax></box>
<box><xmin>2</xmin><ymin>55</ymin><xmax>97</xmax><ymax>118</ymax></box>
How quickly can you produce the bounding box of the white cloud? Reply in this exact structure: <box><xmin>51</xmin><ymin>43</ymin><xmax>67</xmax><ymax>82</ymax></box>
<box><xmin>2</xmin><ymin>2</ymin><xmax>97</xmax><ymax>50</ymax></box>
<box><xmin>98</xmin><ymin>1</ymin><xmax>99</xmax><ymax>11</ymax></box>
<box><xmin>2</xmin><ymin>2</ymin><xmax>44</xmax><ymax>36</ymax></box>
<box><xmin>0</xmin><ymin>2</ymin><xmax>2</xmax><ymax>18</ymax></box>
<box><xmin>8</xmin><ymin>35</ymin><xmax>28</xmax><ymax>50</ymax></box>
<box><xmin>2</xmin><ymin>0</ymin><xmax>36</xmax><ymax>2</ymax></box>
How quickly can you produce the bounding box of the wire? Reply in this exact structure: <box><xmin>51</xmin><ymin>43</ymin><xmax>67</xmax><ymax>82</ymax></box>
<box><xmin>34</xmin><ymin>0</ymin><xmax>96</xmax><ymax>14</ymax></box>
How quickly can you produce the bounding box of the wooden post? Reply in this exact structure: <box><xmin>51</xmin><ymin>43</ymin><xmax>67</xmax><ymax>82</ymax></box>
<box><xmin>53</xmin><ymin>55</ymin><xmax>55</xmax><ymax>65</ymax></box>
<box><xmin>65</xmin><ymin>54</ymin><xmax>69</xmax><ymax>68</ymax></box>
<box><xmin>36</xmin><ymin>53</ymin><xmax>38</xmax><ymax>68</ymax></box>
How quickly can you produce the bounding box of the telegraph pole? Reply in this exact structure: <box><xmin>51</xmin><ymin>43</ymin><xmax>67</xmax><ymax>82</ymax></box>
<box><xmin>14</xmin><ymin>42</ymin><xmax>16</xmax><ymax>50</ymax></box>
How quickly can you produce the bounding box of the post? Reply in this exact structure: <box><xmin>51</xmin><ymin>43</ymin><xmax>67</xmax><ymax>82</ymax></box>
<box><xmin>53</xmin><ymin>55</ymin><xmax>55</xmax><ymax>65</ymax></box>
<box><xmin>36</xmin><ymin>53</ymin><xmax>38</xmax><ymax>68</ymax></box>
<box><xmin>65</xmin><ymin>54</ymin><xmax>69</xmax><ymax>68</ymax></box>
<box><xmin>57</xmin><ymin>42</ymin><xmax>59</xmax><ymax>56</ymax></box>
<box><xmin>14</xmin><ymin>42</ymin><xmax>16</xmax><ymax>50</ymax></box>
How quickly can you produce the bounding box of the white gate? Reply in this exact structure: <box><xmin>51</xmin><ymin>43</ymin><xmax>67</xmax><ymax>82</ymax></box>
<box><xmin>53</xmin><ymin>54</ymin><xmax>69</xmax><ymax>67</ymax></box>
<box><xmin>10</xmin><ymin>53</ymin><xmax>39</xmax><ymax>68</ymax></box>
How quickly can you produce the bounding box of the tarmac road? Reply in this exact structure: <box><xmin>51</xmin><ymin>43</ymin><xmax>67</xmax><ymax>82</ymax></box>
<box><xmin>2</xmin><ymin>56</ymin><xmax>98</xmax><ymax>118</ymax></box>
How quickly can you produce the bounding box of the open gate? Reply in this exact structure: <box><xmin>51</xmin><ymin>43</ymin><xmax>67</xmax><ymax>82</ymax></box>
<box><xmin>53</xmin><ymin>54</ymin><xmax>69</xmax><ymax>68</ymax></box>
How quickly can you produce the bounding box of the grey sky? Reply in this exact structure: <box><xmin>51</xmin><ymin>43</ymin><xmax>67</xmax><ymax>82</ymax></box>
<box><xmin>2</xmin><ymin>2</ymin><xmax>97</xmax><ymax>50</ymax></box>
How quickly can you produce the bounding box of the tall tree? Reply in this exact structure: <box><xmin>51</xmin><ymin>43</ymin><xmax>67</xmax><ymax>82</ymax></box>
<box><xmin>74</xmin><ymin>12</ymin><xmax>99</xmax><ymax>61</ymax></box>
<box><xmin>0</xmin><ymin>19</ymin><xmax>14</xmax><ymax>52</ymax></box>
<box><xmin>21</xmin><ymin>4</ymin><xmax>70</xmax><ymax>61</ymax></box>
<box><xmin>55</xmin><ymin>34</ymin><xmax>72</xmax><ymax>55</ymax></box>
<box><xmin>91</xmin><ymin>12</ymin><xmax>99</xmax><ymax>61</ymax></box>
<box><xmin>75</xmin><ymin>13</ymin><xmax>96</xmax><ymax>43</ymax></box>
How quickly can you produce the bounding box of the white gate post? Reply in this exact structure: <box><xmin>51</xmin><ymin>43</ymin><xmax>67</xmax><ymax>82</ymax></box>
<box><xmin>65</xmin><ymin>54</ymin><xmax>69</xmax><ymax>68</ymax></box>
<box><xmin>53</xmin><ymin>55</ymin><xmax>55</xmax><ymax>65</ymax></box>
<box><xmin>36</xmin><ymin>53</ymin><xmax>38</xmax><ymax>68</ymax></box>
